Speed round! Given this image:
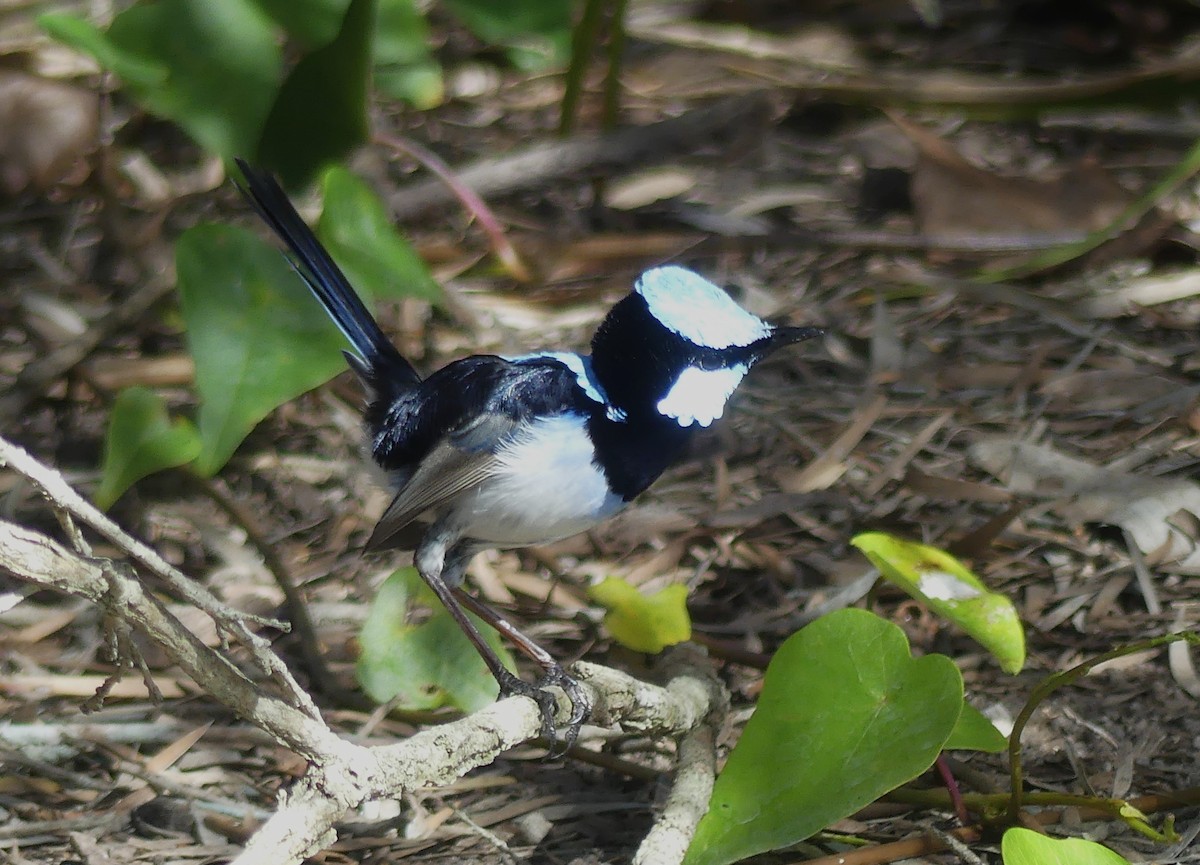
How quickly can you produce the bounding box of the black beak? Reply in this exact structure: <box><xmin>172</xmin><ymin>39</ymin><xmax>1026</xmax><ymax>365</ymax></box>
<box><xmin>772</xmin><ymin>325</ymin><xmax>825</xmax><ymax>347</ymax></box>
<box><xmin>744</xmin><ymin>324</ymin><xmax>823</xmax><ymax>365</ymax></box>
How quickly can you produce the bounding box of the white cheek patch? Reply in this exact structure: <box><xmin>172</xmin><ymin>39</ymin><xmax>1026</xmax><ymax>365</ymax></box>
<box><xmin>637</xmin><ymin>266</ymin><xmax>771</xmax><ymax>350</ymax></box>
<box><xmin>657</xmin><ymin>365</ymin><xmax>747</xmax><ymax>427</ymax></box>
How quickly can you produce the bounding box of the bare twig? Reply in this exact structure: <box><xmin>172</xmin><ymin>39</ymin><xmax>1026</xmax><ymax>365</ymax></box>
<box><xmin>0</xmin><ymin>511</ymin><xmax>727</xmax><ymax>864</ymax></box>
<box><xmin>385</xmin><ymin>95</ymin><xmax>772</xmax><ymax>222</ymax></box>
<box><xmin>189</xmin><ymin>474</ymin><xmax>361</xmax><ymax>707</ymax></box>
<box><xmin>374</xmin><ymin>133</ymin><xmax>531</xmax><ymax>282</ymax></box>
<box><xmin>0</xmin><ymin>435</ymin><xmax>317</xmax><ymax>717</ymax></box>
<box><xmin>632</xmin><ymin>647</ymin><xmax>728</xmax><ymax>865</ymax></box>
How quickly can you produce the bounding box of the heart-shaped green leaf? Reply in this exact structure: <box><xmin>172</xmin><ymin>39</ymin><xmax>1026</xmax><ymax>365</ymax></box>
<box><xmin>95</xmin><ymin>387</ymin><xmax>201</xmax><ymax>509</ymax></box>
<box><xmin>589</xmin><ymin>577</ymin><xmax>691</xmax><ymax>654</ymax></box>
<box><xmin>256</xmin><ymin>0</ymin><xmax>373</xmax><ymax>188</ymax></box>
<box><xmin>356</xmin><ymin>568</ymin><xmax>514</xmax><ymax>711</ymax></box>
<box><xmin>42</xmin><ymin>0</ymin><xmax>281</xmax><ymax>159</ymax></box>
<box><xmin>176</xmin><ymin>224</ymin><xmax>349</xmax><ymax>476</ymax></box>
<box><xmin>317</xmin><ymin>166</ymin><xmax>441</xmax><ymax>302</ymax></box>
<box><xmin>1002</xmin><ymin>828</ymin><xmax>1132</xmax><ymax>865</ymax></box>
<box><xmin>945</xmin><ymin>700</ymin><xmax>1008</xmax><ymax>753</ymax></box>
<box><xmin>853</xmin><ymin>532</ymin><xmax>1026</xmax><ymax>674</ymax></box>
<box><xmin>685</xmin><ymin>608</ymin><xmax>963</xmax><ymax>865</ymax></box>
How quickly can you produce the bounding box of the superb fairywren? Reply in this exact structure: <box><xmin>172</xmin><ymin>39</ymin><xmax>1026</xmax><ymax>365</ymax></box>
<box><xmin>236</xmin><ymin>161</ymin><xmax>823</xmax><ymax>746</ymax></box>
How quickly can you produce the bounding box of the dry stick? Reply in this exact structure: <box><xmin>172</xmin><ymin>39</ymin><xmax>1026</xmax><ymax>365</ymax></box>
<box><xmin>375</xmin><ymin>133</ymin><xmax>531</xmax><ymax>282</ymax></box>
<box><xmin>0</xmin><ymin>435</ymin><xmax>319</xmax><ymax>719</ymax></box>
<box><xmin>236</xmin><ymin>657</ymin><xmax>721</xmax><ymax>865</ymax></box>
<box><xmin>632</xmin><ymin>658</ymin><xmax>728</xmax><ymax>865</ymax></box>
<box><xmin>0</xmin><ymin>514</ymin><xmax>725</xmax><ymax>864</ymax></box>
<box><xmin>386</xmin><ymin>94</ymin><xmax>773</xmax><ymax>222</ymax></box>
<box><xmin>190</xmin><ymin>473</ymin><xmax>365</xmax><ymax>708</ymax></box>
<box><xmin>0</xmin><ymin>520</ymin><xmax>345</xmax><ymax>760</ymax></box>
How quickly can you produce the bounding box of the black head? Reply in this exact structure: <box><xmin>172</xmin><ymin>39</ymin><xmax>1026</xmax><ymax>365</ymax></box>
<box><xmin>590</xmin><ymin>267</ymin><xmax>822</xmax><ymax>428</ymax></box>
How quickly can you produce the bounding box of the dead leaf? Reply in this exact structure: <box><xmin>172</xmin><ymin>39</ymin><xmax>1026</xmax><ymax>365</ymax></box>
<box><xmin>969</xmin><ymin>438</ymin><xmax>1200</xmax><ymax>574</ymax></box>
<box><xmin>892</xmin><ymin>114</ymin><xmax>1130</xmax><ymax>241</ymax></box>
<box><xmin>604</xmin><ymin>167</ymin><xmax>696</xmax><ymax>210</ymax></box>
<box><xmin>0</xmin><ymin>71</ymin><xmax>97</xmax><ymax>195</ymax></box>
<box><xmin>1082</xmin><ymin>268</ymin><xmax>1200</xmax><ymax>318</ymax></box>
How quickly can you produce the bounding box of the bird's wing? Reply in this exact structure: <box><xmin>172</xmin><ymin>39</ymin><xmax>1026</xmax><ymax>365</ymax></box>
<box><xmin>365</xmin><ymin>412</ymin><xmax>521</xmax><ymax>551</ymax></box>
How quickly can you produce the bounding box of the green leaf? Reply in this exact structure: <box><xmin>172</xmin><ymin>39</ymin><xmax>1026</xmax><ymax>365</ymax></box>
<box><xmin>257</xmin><ymin>0</ymin><xmax>374</xmax><ymax>188</ymax></box>
<box><xmin>852</xmin><ymin>532</ymin><xmax>1026</xmax><ymax>674</ymax></box>
<box><xmin>1002</xmin><ymin>828</ymin><xmax>1132</xmax><ymax>865</ymax></box>
<box><xmin>176</xmin><ymin>224</ymin><xmax>349</xmax><ymax>476</ymax></box>
<box><xmin>444</xmin><ymin>0</ymin><xmax>575</xmax><ymax>70</ymax></box>
<box><xmin>945</xmin><ymin>701</ymin><xmax>1008</xmax><ymax>753</ymax></box>
<box><xmin>43</xmin><ymin>0</ymin><xmax>281</xmax><ymax>159</ymax></box>
<box><xmin>685</xmin><ymin>609</ymin><xmax>963</xmax><ymax>865</ymax></box>
<box><xmin>316</xmin><ymin>166</ymin><xmax>441</xmax><ymax>302</ymax></box>
<box><xmin>95</xmin><ymin>387</ymin><xmax>201</xmax><ymax>509</ymax></box>
<box><xmin>356</xmin><ymin>568</ymin><xmax>514</xmax><ymax>711</ymax></box>
<box><xmin>589</xmin><ymin>577</ymin><xmax>691</xmax><ymax>654</ymax></box>
<box><xmin>374</xmin><ymin>0</ymin><xmax>443</xmax><ymax>107</ymax></box>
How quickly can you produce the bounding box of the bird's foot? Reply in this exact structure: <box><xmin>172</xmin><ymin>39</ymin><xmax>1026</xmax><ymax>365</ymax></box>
<box><xmin>497</xmin><ymin>664</ymin><xmax>591</xmax><ymax>756</ymax></box>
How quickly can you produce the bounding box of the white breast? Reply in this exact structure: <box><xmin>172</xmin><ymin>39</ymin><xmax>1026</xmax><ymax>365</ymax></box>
<box><xmin>454</xmin><ymin>413</ymin><xmax>625</xmax><ymax>546</ymax></box>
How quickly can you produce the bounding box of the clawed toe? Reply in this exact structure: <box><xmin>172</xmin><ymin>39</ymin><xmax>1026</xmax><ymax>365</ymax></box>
<box><xmin>497</xmin><ymin>665</ymin><xmax>591</xmax><ymax>755</ymax></box>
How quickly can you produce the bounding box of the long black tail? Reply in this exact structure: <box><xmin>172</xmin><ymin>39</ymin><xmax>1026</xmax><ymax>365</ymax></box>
<box><xmin>234</xmin><ymin>159</ymin><xmax>421</xmax><ymax>391</ymax></box>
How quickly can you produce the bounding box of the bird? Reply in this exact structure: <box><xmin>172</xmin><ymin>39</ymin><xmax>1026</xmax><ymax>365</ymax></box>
<box><xmin>235</xmin><ymin>159</ymin><xmax>823</xmax><ymax>748</ymax></box>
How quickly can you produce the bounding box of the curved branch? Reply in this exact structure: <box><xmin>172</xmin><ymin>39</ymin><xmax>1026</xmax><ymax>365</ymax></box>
<box><xmin>0</xmin><ymin>512</ymin><xmax>728</xmax><ymax>864</ymax></box>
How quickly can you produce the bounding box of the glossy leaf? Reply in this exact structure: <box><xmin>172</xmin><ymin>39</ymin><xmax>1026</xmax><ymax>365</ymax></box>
<box><xmin>357</xmin><ymin>568</ymin><xmax>514</xmax><ymax>711</ymax></box>
<box><xmin>42</xmin><ymin>0</ymin><xmax>281</xmax><ymax>159</ymax></box>
<box><xmin>317</xmin><ymin>166</ymin><xmax>441</xmax><ymax>302</ymax></box>
<box><xmin>685</xmin><ymin>609</ymin><xmax>963</xmax><ymax>865</ymax></box>
<box><xmin>852</xmin><ymin>532</ymin><xmax>1026</xmax><ymax>674</ymax></box>
<box><xmin>176</xmin><ymin>224</ymin><xmax>348</xmax><ymax>476</ymax></box>
<box><xmin>589</xmin><ymin>577</ymin><xmax>691</xmax><ymax>654</ymax></box>
<box><xmin>945</xmin><ymin>700</ymin><xmax>1008</xmax><ymax>753</ymax></box>
<box><xmin>95</xmin><ymin>387</ymin><xmax>201</xmax><ymax>509</ymax></box>
<box><xmin>257</xmin><ymin>0</ymin><xmax>374</xmax><ymax>188</ymax></box>
<box><xmin>1002</xmin><ymin>828</ymin><xmax>1132</xmax><ymax>865</ymax></box>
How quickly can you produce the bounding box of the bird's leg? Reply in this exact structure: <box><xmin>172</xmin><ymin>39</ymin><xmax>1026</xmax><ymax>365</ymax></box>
<box><xmin>454</xmin><ymin>588</ymin><xmax>591</xmax><ymax>753</ymax></box>
<box><xmin>415</xmin><ymin>534</ymin><xmax>587</xmax><ymax>749</ymax></box>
